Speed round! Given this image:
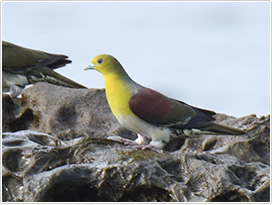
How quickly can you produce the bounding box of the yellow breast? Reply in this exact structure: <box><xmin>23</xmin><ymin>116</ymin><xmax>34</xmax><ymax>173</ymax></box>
<box><xmin>104</xmin><ymin>74</ymin><xmax>135</xmax><ymax>119</ymax></box>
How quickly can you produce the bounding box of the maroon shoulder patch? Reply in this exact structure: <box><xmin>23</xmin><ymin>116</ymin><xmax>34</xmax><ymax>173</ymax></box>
<box><xmin>129</xmin><ymin>88</ymin><xmax>175</xmax><ymax>124</ymax></box>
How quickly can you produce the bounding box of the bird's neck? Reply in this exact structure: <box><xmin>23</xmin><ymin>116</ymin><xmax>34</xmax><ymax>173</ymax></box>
<box><xmin>104</xmin><ymin>69</ymin><xmax>136</xmax><ymax>90</ymax></box>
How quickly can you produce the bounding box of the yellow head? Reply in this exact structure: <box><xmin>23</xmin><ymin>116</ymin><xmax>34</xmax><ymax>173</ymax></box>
<box><xmin>84</xmin><ymin>54</ymin><xmax>135</xmax><ymax>118</ymax></box>
<box><xmin>84</xmin><ymin>54</ymin><xmax>126</xmax><ymax>77</ymax></box>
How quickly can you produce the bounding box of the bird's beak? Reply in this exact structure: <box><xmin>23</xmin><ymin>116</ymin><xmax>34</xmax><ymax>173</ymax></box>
<box><xmin>84</xmin><ymin>63</ymin><xmax>95</xmax><ymax>71</ymax></box>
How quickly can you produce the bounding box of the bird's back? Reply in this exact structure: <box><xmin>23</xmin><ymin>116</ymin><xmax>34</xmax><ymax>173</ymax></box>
<box><xmin>2</xmin><ymin>41</ymin><xmax>71</xmax><ymax>72</ymax></box>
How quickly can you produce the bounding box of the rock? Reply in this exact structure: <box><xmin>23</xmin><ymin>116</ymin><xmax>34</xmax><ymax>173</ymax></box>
<box><xmin>2</xmin><ymin>83</ymin><xmax>135</xmax><ymax>141</ymax></box>
<box><xmin>2</xmin><ymin>83</ymin><xmax>270</xmax><ymax>202</ymax></box>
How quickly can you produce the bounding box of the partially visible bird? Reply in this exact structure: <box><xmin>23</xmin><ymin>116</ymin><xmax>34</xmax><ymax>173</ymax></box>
<box><xmin>2</xmin><ymin>41</ymin><xmax>86</xmax><ymax>98</ymax></box>
<box><xmin>84</xmin><ymin>54</ymin><xmax>245</xmax><ymax>150</ymax></box>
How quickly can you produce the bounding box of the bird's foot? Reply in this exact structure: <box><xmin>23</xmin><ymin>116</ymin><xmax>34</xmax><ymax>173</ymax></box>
<box><xmin>107</xmin><ymin>136</ymin><xmax>152</xmax><ymax>150</ymax></box>
<box><xmin>137</xmin><ymin>144</ymin><xmax>153</xmax><ymax>150</ymax></box>
<box><xmin>127</xmin><ymin>143</ymin><xmax>153</xmax><ymax>150</ymax></box>
<box><xmin>123</xmin><ymin>139</ymin><xmax>153</xmax><ymax>150</ymax></box>
<box><xmin>9</xmin><ymin>85</ymin><xmax>23</xmax><ymax>98</ymax></box>
<box><xmin>107</xmin><ymin>135</ymin><xmax>137</xmax><ymax>144</ymax></box>
<box><xmin>121</xmin><ymin>136</ymin><xmax>153</xmax><ymax>150</ymax></box>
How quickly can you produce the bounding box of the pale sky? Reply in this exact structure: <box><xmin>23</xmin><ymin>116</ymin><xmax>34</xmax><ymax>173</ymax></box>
<box><xmin>2</xmin><ymin>1</ymin><xmax>270</xmax><ymax>117</ymax></box>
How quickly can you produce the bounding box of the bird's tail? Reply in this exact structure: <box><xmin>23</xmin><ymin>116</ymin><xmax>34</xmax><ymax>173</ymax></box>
<box><xmin>47</xmin><ymin>70</ymin><xmax>87</xmax><ymax>88</ymax></box>
<box><xmin>32</xmin><ymin>67</ymin><xmax>87</xmax><ymax>89</ymax></box>
<box><xmin>202</xmin><ymin>123</ymin><xmax>245</xmax><ymax>135</ymax></box>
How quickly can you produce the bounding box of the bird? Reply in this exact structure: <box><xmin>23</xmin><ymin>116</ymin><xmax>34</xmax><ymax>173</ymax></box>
<box><xmin>84</xmin><ymin>54</ymin><xmax>245</xmax><ymax>149</ymax></box>
<box><xmin>2</xmin><ymin>41</ymin><xmax>87</xmax><ymax>98</ymax></box>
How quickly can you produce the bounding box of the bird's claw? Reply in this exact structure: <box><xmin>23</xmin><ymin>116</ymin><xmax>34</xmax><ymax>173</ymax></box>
<box><xmin>139</xmin><ymin>144</ymin><xmax>153</xmax><ymax>150</ymax></box>
<box><xmin>124</xmin><ymin>140</ymin><xmax>153</xmax><ymax>150</ymax></box>
<box><xmin>107</xmin><ymin>136</ymin><xmax>152</xmax><ymax>150</ymax></box>
<box><xmin>121</xmin><ymin>138</ymin><xmax>152</xmax><ymax>150</ymax></box>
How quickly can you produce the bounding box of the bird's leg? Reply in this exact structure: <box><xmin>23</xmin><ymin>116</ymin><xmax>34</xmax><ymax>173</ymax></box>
<box><xmin>125</xmin><ymin>134</ymin><xmax>156</xmax><ymax>150</ymax></box>
<box><xmin>107</xmin><ymin>135</ymin><xmax>138</xmax><ymax>145</ymax></box>
<box><xmin>107</xmin><ymin>134</ymin><xmax>152</xmax><ymax>149</ymax></box>
<box><xmin>121</xmin><ymin>138</ymin><xmax>139</xmax><ymax>145</ymax></box>
<box><xmin>122</xmin><ymin>134</ymin><xmax>149</xmax><ymax>146</ymax></box>
<box><xmin>134</xmin><ymin>134</ymin><xmax>150</xmax><ymax>145</ymax></box>
<box><xmin>133</xmin><ymin>139</ymin><xmax>166</xmax><ymax>150</ymax></box>
<box><xmin>139</xmin><ymin>144</ymin><xmax>153</xmax><ymax>150</ymax></box>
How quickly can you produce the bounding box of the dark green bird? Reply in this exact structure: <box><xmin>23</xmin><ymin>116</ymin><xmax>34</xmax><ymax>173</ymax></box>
<box><xmin>2</xmin><ymin>41</ymin><xmax>86</xmax><ymax>97</ymax></box>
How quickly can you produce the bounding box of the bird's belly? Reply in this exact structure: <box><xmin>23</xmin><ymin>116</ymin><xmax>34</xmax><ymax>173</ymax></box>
<box><xmin>2</xmin><ymin>71</ymin><xmax>28</xmax><ymax>86</ymax></box>
<box><xmin>116</xmin><ymin>113</ymin><xmax>172</xmax><ymax>143</ymax></box>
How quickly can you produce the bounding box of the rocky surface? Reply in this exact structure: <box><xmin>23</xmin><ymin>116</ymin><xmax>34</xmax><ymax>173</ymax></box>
<box><xmin>2</xmin><ymin>82</ymin><xmax>270</xmax><ymax>202</ymax></box>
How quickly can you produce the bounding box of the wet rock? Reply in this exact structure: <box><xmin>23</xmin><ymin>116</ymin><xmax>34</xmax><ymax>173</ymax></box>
<box><xmin>2</xmin><ymin>83</ymin><xmax>270</xmax><ymax>202</ymax></box>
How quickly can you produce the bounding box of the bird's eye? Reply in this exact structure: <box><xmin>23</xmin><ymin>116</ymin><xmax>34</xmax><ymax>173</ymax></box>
<box><xmin>97</xmin><ymin>59</ymin><xmax>103</xmax><ymax>64</ymax></box>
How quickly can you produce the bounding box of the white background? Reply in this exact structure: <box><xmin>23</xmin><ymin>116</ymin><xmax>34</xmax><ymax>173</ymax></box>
<box><xmin>2</xmin><ymin>2</ymin><xmax>270</xmax><ymax>117</ymax></box>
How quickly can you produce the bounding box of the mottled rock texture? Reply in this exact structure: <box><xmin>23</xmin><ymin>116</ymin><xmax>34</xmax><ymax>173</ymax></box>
<box><xmin>2</xmin><ymin>82</ymin><xmax>270</xmax><ymax>202</ymax></box>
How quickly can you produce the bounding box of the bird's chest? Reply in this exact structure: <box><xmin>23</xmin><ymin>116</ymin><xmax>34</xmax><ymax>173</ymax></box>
<box><xmin>105</xmin><ymin>77</ymin><xmax>135</xmax><ymax>119</ymax></box>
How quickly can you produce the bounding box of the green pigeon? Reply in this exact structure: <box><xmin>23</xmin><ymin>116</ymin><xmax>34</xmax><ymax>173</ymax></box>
<box><xmin>84</xmin><ymin>54</ymin><xmax>245</xmax><ymax>149</ymax></box>
<box><xmin>2</xmin><ymin>41</ymin><xmax>86</xmax><ymax>97</ymax></box>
